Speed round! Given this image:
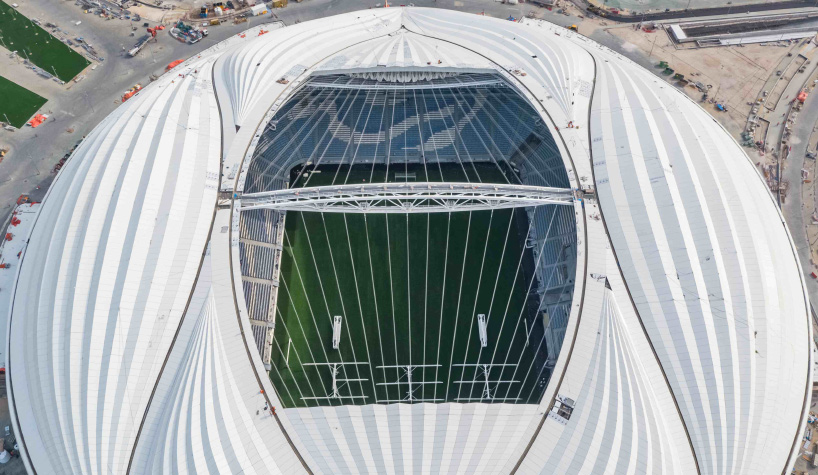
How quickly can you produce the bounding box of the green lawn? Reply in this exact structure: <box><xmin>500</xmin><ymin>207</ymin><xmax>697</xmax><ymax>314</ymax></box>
<box><xmin>0</xmin><ymin>0</ymin><xmax>90</xmax><ymax>81</ymax></box>
<box><xmin>0</xmin><ymin>75</ymin><xmax>46</xmax><ymax>128</ymax></box>
<box><xmin>269</xmin><ymin>163</ymin><xmax>550</xmax><ymax>407</ymax></box>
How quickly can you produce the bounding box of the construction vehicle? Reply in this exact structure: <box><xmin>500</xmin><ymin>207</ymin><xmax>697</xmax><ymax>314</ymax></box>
<box><xmin>568</xmin><ymin>24</ymin><xmax>578</xmax><ymax>31</ymax></box>
<box><xmin>234</xmin><ymin>16</ymin><xmax>247</xmax><ymax>24</ymax></box>
<box><xmin>171</xmin><ymin>21</ymin><xmax>203</xmax><ymax>44</ymax></box>
<box><xmin>128</xmin><ymin>25</ymin><xmax>163</xmax><ymax>57</ymax></box>
<box><xmin>122</xmin><ymin>84</ymin><xmax>142</xmax><ymax>102</ymax></box>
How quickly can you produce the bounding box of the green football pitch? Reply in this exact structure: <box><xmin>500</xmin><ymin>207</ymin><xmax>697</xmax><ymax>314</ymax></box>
<box><xmin>0</xmin><ymin>76</ymin><xmax>46</xmax><ymax>128</ymax></box>
<box><xmin>0</xmin><ymin>1</ymin><xmax>90</xmax><ymax>82</ymax></box>
<box><xmin>269</xmin><ymin>163</ymin><xmax>550</xmax><ymax>407</ymax></box>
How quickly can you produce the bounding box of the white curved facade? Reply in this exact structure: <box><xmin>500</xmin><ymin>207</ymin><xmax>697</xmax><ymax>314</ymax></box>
<box><xmin>5</xmin><ymin>8</ymin><xmax>811</xmax><ymax>474</ymax></box>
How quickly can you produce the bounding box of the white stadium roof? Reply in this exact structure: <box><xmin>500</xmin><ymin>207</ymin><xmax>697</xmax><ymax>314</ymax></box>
<box><xmin>4</xmin><ymin>7</ymin><xmax>812</xmax><ymax>474</ymax></box>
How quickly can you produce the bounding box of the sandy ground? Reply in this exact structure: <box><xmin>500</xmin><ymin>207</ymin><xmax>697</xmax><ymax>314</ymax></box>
<box><xmin>127</xmin><ymin>4</ymin><xmax>187</xmax><ymax>23</ymax></box>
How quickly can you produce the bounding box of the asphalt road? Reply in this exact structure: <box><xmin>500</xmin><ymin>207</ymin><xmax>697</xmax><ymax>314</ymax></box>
<box><xmin>784</xmin><ymin>75</ymin><xmax>818</xmax><ymax>308</ymax></box>
<box><xmin>0</xmin><ymin>0</ymin><xmax>580</xmax><ymax>226</ymax></box>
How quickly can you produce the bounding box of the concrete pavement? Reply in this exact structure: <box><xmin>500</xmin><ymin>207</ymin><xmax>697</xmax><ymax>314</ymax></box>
<box><xmin>783</xmin><ymin>80</ymin><xmax>818</xmax><ymax>310</ymax></box>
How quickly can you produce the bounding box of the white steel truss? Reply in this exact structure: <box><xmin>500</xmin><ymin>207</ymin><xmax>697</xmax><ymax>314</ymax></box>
<box><xmin>377</xmin><ymin>364</ymin><xmax>443</xmax><ymax>403</ymax></box>
<box><xmin>239</xmin><ymin>182</ymin><xmax>574</xmax><ymax>214</ymax></box>
<box><xmin>300</xmin><ymin>362</ymin><xmax>369</xmax><ymax>401</ymax></box>
<box><xmin>453</xmin><ymin>363</ymin><xmax>520</xmax><ymax>402</ymax></box>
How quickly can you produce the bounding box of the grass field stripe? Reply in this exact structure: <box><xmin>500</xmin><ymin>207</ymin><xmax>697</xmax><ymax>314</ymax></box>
<box><xmin>463</xmin><ymin>211</ymin><xmax>518</xmax><ymax>400</ymax></box>
<box><xmin>508</xmin><ymin>215</ymin><xmax>572</xmax><ymax>402</ymax></box>
<box><xmin>418</xmin><ymin>91</ymin><xmax>450</xmax><ymax>399</ymax></box>
<box><xmin>282</xmin><ymin>226</ymin><xmax>347</xmax><ymax>405</ymax></box>
<box><xmin>417</xmin><ymin>90</ymin><xmax>444</xmax><ymax>400</ymax></box>
<box><xmin>317</xmin><ymin>214</ymin><xmax>368</xmax><ymax>401</ymax></box>
<box><xmin>404</xmin><ymin>213</ymin><xmax>413</xmax><ymax>393</ymax></box>
<box><xmin>416</xmin><ymin>90</ymin><xmax>439</xmax><ymax>398</ymax></box>
<box><xmin>401</xmin><ymin>88</ymin><xmax>417</xmax><ymax>393</ymax></box>
<box><xmin>271</xmin><ymin>334</ymin><xmax>307</xmax><ymax>405</ymax></box>
<box><xmin>380</xmin><ymin>91</ymin><xmax>402</xmax><ymax>396</ymax></box>
<box><xmin>340</xmin><ymin>214</ymin><xmax>380</xmax><ymax>400</ymax></box>
<box><xmin>409</xmin><ymin>87</ymin><xmax>439</xmax><ymax>395</ymax></box>
<box><xmin>250</xmin><ymin>88</ymin><xmax>339</xmax><ymax>191</ymax></box>
<box><xmin>383</xmin><ymin>209</ymin><xmax>401</xmax><ymax>397</ymax></box>
<box><xmin>451</xmin><ymin>209</ymin><xmax>497</xmax><ymax>402</ymax></box>
<box><xmin>277</xmin><ymin>237</ymin><xmax>335</xmax><ymax>405</ymax></box>
<box><xmin>419</xmin><ymin>95</ymin><xmax>453</xmax><ymax>398</ymax></box>
<box><xmin>296</xmin><ymin>213</ymin><xmax>365</xmax><ymax>402</ymax></box>
<box><xmin>362</xmin><ymin>215</ymin><xmax>391</xmax><ymax>403</ymax></box>
<box><xmin>275</xmin><ymin>267</ymin><xmax>327</xmax><ymax>405</ymax></box>
<box><xmin>433</xmin><ymin>213</ymin><xmax>453</xmax><ymax>402</ymax></box>
<box><xmin>489</xmin><ymin>211</ymin><xmax>555</xmax><ymax>402</ymax></box>
<box><xmin>422</xmin><ymin>213</ymin><xmax>430</xmax><ymax>399</ymax></box>
<box><xmin>500</xmin><ymin>212</ymin><xmax>569</xmax><ymax>402</ymax></box>
<box><xmin>495</xmin><ymin>209</ymin><xmax>561</xmax><ymax>401</ymax></box>
<box><xmin>443</xmin><ymin>211</ymin><xmax>475</xmax><ymax>402</ymax></box>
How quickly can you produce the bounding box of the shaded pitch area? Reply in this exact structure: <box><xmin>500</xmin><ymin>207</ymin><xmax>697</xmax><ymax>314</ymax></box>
<box><xmin>270</xmin><ymin>164</ymin><xmax>553</xmax><ymax>407</ymax></box>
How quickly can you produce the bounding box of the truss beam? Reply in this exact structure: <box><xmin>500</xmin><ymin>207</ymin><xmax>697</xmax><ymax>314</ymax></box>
<box><xmin>240</xmin><ymin>182</ymin><xmax>574</xmax><ymax>214</ymax></box>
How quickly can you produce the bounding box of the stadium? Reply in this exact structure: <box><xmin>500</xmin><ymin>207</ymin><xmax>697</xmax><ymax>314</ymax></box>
<box><xmin>3</xmin><ymin>7</ymin><xmax>812</xmax><ymax>475</ymax></box>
